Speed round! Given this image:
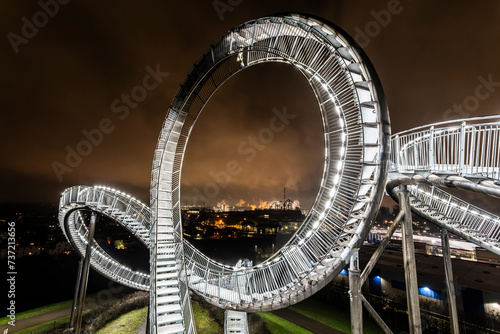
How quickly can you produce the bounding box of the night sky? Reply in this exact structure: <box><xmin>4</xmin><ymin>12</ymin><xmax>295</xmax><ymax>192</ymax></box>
<box><xmin>2</xmin><ymin>1</ymin><xmax>500</xmax><ymax>210</ymax></box>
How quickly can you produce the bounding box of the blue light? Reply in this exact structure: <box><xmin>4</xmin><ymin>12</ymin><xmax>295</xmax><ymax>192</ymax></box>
<box><xmin>418</xmin><ymin>286</ymin><xmax>440</xmax><ymax>299</ymax></box>
<box><xmin>372</xmin><ymin>275</ymin><xmax>382</xmax><ymax>283</ymax></box>
<box><xmin>340</xmin><ymin>269</ymin><xmax>348</xmax><ymax>276</ymax></box>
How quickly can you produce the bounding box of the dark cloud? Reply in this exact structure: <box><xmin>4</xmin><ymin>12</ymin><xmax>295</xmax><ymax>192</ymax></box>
<box><xmin>181</xmin><ymin>63</ymin><xmax>323</xmax><ymax>208</ymax></box>
<box><xmin>1</xmin><ymin>1</ymin><xmax>500</xmax><ymax>210</ymax></box>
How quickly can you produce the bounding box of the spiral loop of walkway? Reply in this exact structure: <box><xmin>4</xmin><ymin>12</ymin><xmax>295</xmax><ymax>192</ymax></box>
<box><xmin>59</xmin><ymin>186</ymin><xmax>150</xmax><ymax>290</ymax></box>
<box><xmin>387</xmin><ymin>116</ymin><xmax>500</xmax><ymax>255</ymax></box>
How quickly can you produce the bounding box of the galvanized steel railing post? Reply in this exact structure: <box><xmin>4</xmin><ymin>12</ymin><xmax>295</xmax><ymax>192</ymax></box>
<box><xmin>413</xmin><ymin>135</ymin><xmax>418</xmax><ymax>170</ymax></box>
<box><xmin>395</xmin><ymin>135</ymin><xmax>400</xmax><ymax>169</ymax></box>
<box><xmin>459</xmin><ymin>121</ymin><xmax>466</xmax><ymax>174</ymax></box>
<box><xmin>429</xmin><ymin>126</ymin><xmax>435</xmax><ymax>171</ymax></box>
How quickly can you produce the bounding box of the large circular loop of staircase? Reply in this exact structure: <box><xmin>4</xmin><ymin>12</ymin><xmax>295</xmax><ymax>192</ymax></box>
<box><xmin>149</xmin><ymin>12</ymin><xmax>390</xmax><ymax>315</ymax></box>
<box><xmin>58</xmin><ymin>13</ymin><xmax>391</xmax><ymax>333</ymax></box>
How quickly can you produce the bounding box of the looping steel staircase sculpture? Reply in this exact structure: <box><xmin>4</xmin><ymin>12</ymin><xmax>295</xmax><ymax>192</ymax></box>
<box><xmin>58</xmin><ymin>13</ymin><xmax>500</xmax><ymax>334</ymax></box>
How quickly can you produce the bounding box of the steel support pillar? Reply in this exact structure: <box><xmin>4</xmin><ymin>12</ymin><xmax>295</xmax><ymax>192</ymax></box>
<box><xmin>74</xmin><ymin>211</ymin><xmax>97</xmax><ymax>334</ymax></box>
<box><xmin>441</xmin><ymin>228</ymin><xmax>460</xmax><ymax>334</ymax></box>
<box><xmin>361</xmin><ymin>210</ymin><xmax>404</xmax><ymax>284</ymax></box>
<box><xmin>399</xmin><ymin>185</ymin><xmax>422</xmax><ymax>334</ymax></box>
<box><xmin>349</xmin><ymin>248</ymin><xmax>362</xmax><ymax>334</ymax></box>
<box><xmin>361</xmin><ymin>295</ymin><xmax>393</xmax><ymax>334</ymax></box>
<box><xmin>69</xmin><ymin>259</ymin><xmax>84</xmax><ymax>329</ymax></box>
<box><xmin>356</xmin><ymin>211</ymin><xmax>404</xmax><ymax>334</ymax></box>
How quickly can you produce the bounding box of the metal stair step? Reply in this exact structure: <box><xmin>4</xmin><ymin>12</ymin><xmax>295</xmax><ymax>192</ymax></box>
<box><xmin>157</xmin><ymin>323</ymin><xmax>184</xmax><ymax>334</ymax></box>
<box><xmin>157</xmin><ymin>295</ymin><xmax>180</xmax><ymax>304</ymax></box>
<box><xmin>157</xmin><ymin>272</ymin><xmax>177</xmax><ymax>280</ymax></box>
<box><xmin>157</xmin><ymin>286</ymin><xmax>179</xmax><ymax>295</ymax></box>
<box><xmin>157</xmin><ymin>304</ymin><xmax>181</xmax><ymax>314</ymax></box>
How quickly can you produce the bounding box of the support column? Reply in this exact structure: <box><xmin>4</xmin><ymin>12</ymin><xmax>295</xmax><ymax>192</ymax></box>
<box><xmin>399</xmin><ymin>185</ymin><xmax>422</xmax><ymax>334</ymax></box>
<box><xmin>361</xmin><ymin>295</ymin><xmax>393</xmax><ymax>334</ymax></box>
<box><xmin>361</xmin><ymin>210</ymin><xmax>404</xmax><ymax>284</ymax></box>
<box><xmin>441</xmin><ymin>228</ymin><xmax>460</xmax><ymax>334</ymax></box>
<box><xmin>69</xmin><ymin>259</ymin><xmax>84</xmax><ymax>329</ymax></box>
<box><xmin>74</xmin><ymin>211</ymin><xmax>97</xmax><ymax>334</ymax></box>
<box><xmin>349</xmin><ymin>248</ymin><xmax>362</xmax><ymax>334</ymax></box>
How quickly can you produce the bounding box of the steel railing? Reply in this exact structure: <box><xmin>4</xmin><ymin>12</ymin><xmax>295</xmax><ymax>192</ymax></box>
<box><xmin>391</xmin><ymin>116</ymin><xmax>500</xmax><ymax>180</ymax></box>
